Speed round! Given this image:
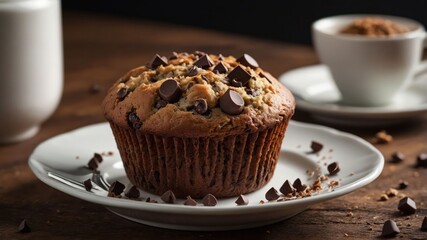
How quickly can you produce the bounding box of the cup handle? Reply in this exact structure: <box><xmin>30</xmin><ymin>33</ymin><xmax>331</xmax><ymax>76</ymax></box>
<box><xmin>413</xmin><ymin>32</ymin><xmax>427</xmax><ymax>80</ymax></box>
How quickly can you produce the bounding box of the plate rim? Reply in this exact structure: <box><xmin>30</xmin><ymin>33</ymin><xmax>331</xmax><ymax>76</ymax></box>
<box><xmin>28</xmin><ymin>121</ymin><xmax>384</xmax><ymax>215</ymax></box>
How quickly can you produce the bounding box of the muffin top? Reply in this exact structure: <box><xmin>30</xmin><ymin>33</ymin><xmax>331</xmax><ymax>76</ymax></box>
<box><xmin>102</xmin><ymin>51</ymin><xmax>295</xmax><ymax>137</ymax></box>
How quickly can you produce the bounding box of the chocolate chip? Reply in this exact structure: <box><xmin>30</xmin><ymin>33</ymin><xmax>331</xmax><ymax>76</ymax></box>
<box><xmin>310</xmin><ymin>141</ymin><xmax>323</xmax><ymax>153</ymax></box>
<box><xmin>259</xmin><ymin>72</ymin><xmax>274</xmax><ymax>83</ymax></box>
<box><xmin>391</xmin><ymin>152</ymin><xmax>405</xmax><ymax>163</ymax></box>
<box><xmin>155</xmin><ymin>100</ymin><xmax>167</xmax><ymax>109</ymax></box>
<box><xmin>227</xmin><ymin>65</ymin><xmax>252</xmax><ymax>86</ymax></box>
<box><xmin>125</xmin><ymin>186</ymin><xmax>140</xmax><ymax>199</ymax></box>
<box><xmin>398</xmin><ymin>180</ymin><xmax>408</xmax><ymax>190</ymax></box>
<box><xmin>218</xmin><ymin>54</ymin><xmax>224</xmax><ymax>60</ymax></box>
<box><xmin>382</xmin><ymin>220</ymin><xmax>400</xmax><ymax>237</ymax></box>
<box><xmin>161</xmin><ymin>190</ymin><xmax>176</xmax><ymax>203</ymax></box>
<box><xmin>265</xmin><ymin>187</ymin><xmax>280</xmax><ymax>201</ymax></box>
<box><xmin>109</xmin><ymin>181</ymin><xmax>125</xmax><ymax>196</ymax></box>
<box><xmin>128</xmin><ymin>111</ymin><xmax>142</xmax><ymax>130</ymax></box>
<box><xmin>398</xmin><ymin>197</ymin><xmax>417</xmax><ymax>214</ymax></box>
<box><xmin>117</xmin><ymin>87</ymin><xmax>129</xmax><ymax>101</ymax></box>
<box><xmin>149</xmin><ymin>54</ymin><xmax>168</xmax><ymax>69</ymax></box>
<box><xmin>417</xmin><ymin>153</ymin><xmax>427</xmax><ymax>167</ymax></box>
<box><xmin>327</xmin><ymin>162</ymin><xmax>340</xmax><ymax>175</ymax></box>
<box><xmin>293</xmin><ymin>178</ymin><xmax>307</xmax><ymax>192</ymax></box>
<box><xmin>187</xmin><ymin>66</ymin><xmax>200</xmax><ymax>77</ymax></box>
<box><xmin>193</xmin><ymin>54</ymin><xmax>214</xmax><ymax>69</ymax></box>
<box><xmin>193</xmin><ymin>99</ymin><xmax>208</xmax><ymax>115</ymax></box>
<box><xmin>201</xmin><ymin>75</ymin><xmax>209</xmax><ymax>82</ymax></box>
<box><xmin>159</xmin><ymin>79</ymin><xmax>182</xmax><ymax>103</ymax></box>
<box><xmin>280</xmin><ymin>180</ymin><xmax>295</xmax><ymax>195</ymax></box>
<box><xmin>237</xmin><ymin>54</ymin><xmax>259</xmax><ymax>68</ymax></box>
<box><xmin>169</xmin><ymin>51</ymin><xmax>179</xmax><ymax>60</ymax></box>
<box><xmin>83</xmin><ymin>179</ymin><xmax>92</xmax><ymax>192</ymax></box>
<box><xmin>235</xmin><ymin>194</ymin><xmax>249</xmax><ymax>205</ymax></box>
<box><xmin>202</xmin><ymin>193</ymin><xmax>217</xmax><ymax>206</ymax></box>
<box><xmin>421</xmin><ymin>216</ymin><xmax>427</xmax><ymax>231</ymax></box>
<box><xmin>219</xmin><ymin>89</ymin><xmax>244</xmax><ymax>115</ymax></box>
<box><xmin>213</xmin><ymin>62</ymin><xmax>228</xmax><ymax>74</ymax></box>
<box><xmin>87</xmin><ymin>153</ymin><xmax>103</xmax><ymax>171</ymax></box>
<box><xmin>184</xmin><ymin>196</ymin><xmax>198</xmax><ymax>206</ymax></box>
<box><xmin>17</xmin><ymin>219</ymin><xmax>31</xmax><ymax>233</ymax></box>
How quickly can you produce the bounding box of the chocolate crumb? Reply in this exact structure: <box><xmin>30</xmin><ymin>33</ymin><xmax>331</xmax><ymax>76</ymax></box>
<box><xmin>398</xmin><ymin>197</ymin><xmax>417</xmax><ymax>215</ymax></box>
<box><xmin>386</xmin><ymin>188</ymin><xmax>399</xmax><ymax>197</ymax></box>
<box><xmin>310</xmin><ymin>141</ymin><xmax>323</xmax><ymax>153</ymax></box>
<box><xmin>265</xmin><ymin>187</ymin><xmax>280</xmax><ymax>201</ymax></box>
<box><xmin>374</xmin><ymin>130</ymin><xmax>393</xmax><ymax>144</ymax></box>
<box><xmin>259</xmin><ymin>200</ymin><xmax>265</xmax><ymax>204</ymax></box>
<box><xmin>145</xmin><ymin>197</ymin><xmax>158</xmax><ymax>203</ymax></box>
<box><xmin>184</xmin><ymin>196</ymin><xmax>198</xmax><ymax>206</ymax></box>
<box><xmin>382</xmin><ymin>220</ymin><xmax>400</xmax><ymax>237</ymax></box>
<box><xmin>161</xmin><ymin>190</ymin><xmax>176</xmax><ymax>203</ymax></box>
<box><xmin>202</xmin><ymin>194</ymin><xmax>217</xmax><ymax>206</ymax></box>
<box><xmin>125</xmin><ymin>186</ymin><xmax>140</xmax><ymax>199</ymax></box>
<box><xmin>391</xmin><ymin>152</ymin><xmax>405</xmax><ymax>163</ymax></box>
<box><xmin>17</xmin><ymin>219</ymin><xmax>31</xmax><ymax>233</ymax></box>
<box><xmin>327</xmin><ymin>162</ymin><xmax>340</xmax><ymax>175</ymax></box>
<box><xmin>83</xmin><ymin>179</ymin><xmax>92</xmax><ymax>192</ymax></box>
<box><xmin>421</xmin><ymin>216</ymin><xmax>427</xmax><ymax>231</ymax></box>
<box><xmin>380</xmin><ymin>194</ymin><xmax>389</xmax><ymax>201</ymax></box>
<box><xmin>109</xmin><ymin>181</ymin><xmax>125</xmax><ymax>196</ymax></box>
<box><xmin>235</xmin><ymin>194</ymin><xmax>249</xmax><ymax>206</ymax></box>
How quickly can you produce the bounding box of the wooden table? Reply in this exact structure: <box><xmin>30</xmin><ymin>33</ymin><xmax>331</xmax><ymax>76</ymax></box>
<box><xmin>1</xmin><ymin>11</ymin><xmax>426</xmax><ymax>239</ymax></box>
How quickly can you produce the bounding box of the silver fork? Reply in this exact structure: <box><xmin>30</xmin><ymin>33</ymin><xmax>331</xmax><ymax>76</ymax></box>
<box><xmin>47</xmin><ymin>171</ymin><xmax>110</xmax><ymax>192</ymax></box>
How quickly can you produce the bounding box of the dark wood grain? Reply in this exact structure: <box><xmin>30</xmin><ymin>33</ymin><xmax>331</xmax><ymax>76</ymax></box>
<box><xmin>0</xmin><ymin>11</ymin><xmax>426</xmax><ymax>240</ymax></box>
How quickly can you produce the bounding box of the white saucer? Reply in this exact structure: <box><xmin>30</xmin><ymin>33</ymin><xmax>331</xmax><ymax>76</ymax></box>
<box><xmin>28</xmin><ymin>122</ymin><xmax>383</xmax><ymax>231</ymax></box>
<box><xmin>278</xmin><ymin>64</ymin><xmax>427</xmax><ymax>126</ymax></box>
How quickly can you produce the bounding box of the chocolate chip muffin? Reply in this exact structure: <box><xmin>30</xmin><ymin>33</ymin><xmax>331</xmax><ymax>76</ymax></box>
<box><xmin>102</xmin><ymin>51</ymin><xmax>295</xmax><ymax>198</ymax></box>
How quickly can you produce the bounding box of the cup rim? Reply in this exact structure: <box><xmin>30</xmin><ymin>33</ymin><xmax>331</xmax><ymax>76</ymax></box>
<box><xmin>312</xmin><ymin>14</ymin><xmax>426</xmax><ymax>41</ymax></box>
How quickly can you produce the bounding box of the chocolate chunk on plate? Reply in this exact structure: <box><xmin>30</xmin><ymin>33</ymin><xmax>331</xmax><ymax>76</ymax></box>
<box><xmin>292</xmin><ymin>178</ymin><xmax>307</xmax><ymax>192</ymax></box>
<box><xmin>327</xmin><ymin>162</ymin><xmax>340</xmax><ymax>175</ymax></box>
<box><xmin>184</xmin><ymin>196</ymin><xmax>198</xmax><ymax>206</ymax></box>
<box><xmin>382</xmin><ymin>220</ymin><xmax>400</xmax><ymax>237</ymax></box>
<box><xmin>235</xmin><ymin>194</ymin><xmax>249</xmax><ymax>205</ymax></box>
<box><xmin>265</xmin><ymin>187</ymin><xmax>280</xmax><ymax>201</ymax></box>
<box><xmin>279</xmin><ymin>180</ymin><xmax>295</xmax><ymax>195</ymax></box>
<box><xmin>417</xmin><ymin>153</ymin><xmax>427</xmax><ymax>167</ymax></box>
<box><xmin>125</xmin><ymin>186</ymin><xmax>140</xmax><ymax>199</ymax></box>
<box><xmin>83</xmin><ymin>179</ymin><xmax>92</xmax><ymax>192</ymax></box>
<box><xmin>202</xmin><ymin>193</ymin><xmax>217</xmax><ymax>206</ymax></box>
<box><xmin>87</xmin><ymin>153</ymin><xmax>103</xmax><ymax>171</ymax></box>
<box><xmin>161</xmin><ymin>190</ymin><xmax>176</xmax><ymax>203</ymax></box>
<box><xmin>398</xmin><ymin>180</ymin><xmax>408</xmax><ymax>190</ymax></box>
<box><xmin>421</xmin><ymin>216</ymin><xmax>427</xmax><ymax>231</ymax></box>
<box><xmin>109</xmin><ymin>181</ymin><xmax>125</xmax><ymax>196</ymax></box>
<box><xmin>391</xmin><ymin>152</ymin><xmax>405</xmax><ymax>163</ymax></box>
<box><xmin>310</xmin><ymin>141</ymin><xmax>323</xmax><ymax>153</ymax></box>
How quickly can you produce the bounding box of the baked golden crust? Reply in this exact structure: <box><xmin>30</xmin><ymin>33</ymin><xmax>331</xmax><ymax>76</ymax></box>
<box><xmin>102</xmin><ymin>52</ymin><xmax>295</xmax><ymax>137</ymax></box>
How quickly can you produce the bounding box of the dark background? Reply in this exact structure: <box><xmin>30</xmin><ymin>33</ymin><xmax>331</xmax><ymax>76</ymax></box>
<box><xmin>63</xmin><ymin>0</ymin><xmax>427</xmax><ymax>45</ymax></box>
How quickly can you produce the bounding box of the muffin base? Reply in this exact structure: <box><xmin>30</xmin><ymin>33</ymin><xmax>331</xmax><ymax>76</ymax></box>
<box><xmin>109</xmin><ymin>118</ymin><xmax>290</xmax><ymax>198</ymax></box>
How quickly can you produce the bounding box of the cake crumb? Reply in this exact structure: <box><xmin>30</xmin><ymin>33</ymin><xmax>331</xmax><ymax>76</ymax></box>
<box><xmin>373</xmin><ymin>130</ymin><xmax>393</xmax><ymax>144</ymax></box>
<box><xmin>386</xmin><ymin>188</ymin><xmax>398</xmax><ymax>197</ymax></box>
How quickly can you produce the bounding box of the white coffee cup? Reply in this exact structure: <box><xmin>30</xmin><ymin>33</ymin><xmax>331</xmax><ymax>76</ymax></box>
<box><xmin>312</xmin><ymin>15</ymin><xmax>426</xmax><ymax>106</ymax></box>
<box><xmin>0</xmin><ymin>0</ymin><xmax>62</xmax><ymax>143</ymax></box>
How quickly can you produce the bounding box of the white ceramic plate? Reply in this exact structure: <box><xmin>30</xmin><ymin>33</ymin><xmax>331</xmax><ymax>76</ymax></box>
<box><xmin>278</xmin><ymin>63</ymin><xmax>427</xmax><ymax>126</ymax></box>
<box><xmin>29</xmin><ymin>122</ymin><xmax>384</xmax><ymax>231</ymax></box>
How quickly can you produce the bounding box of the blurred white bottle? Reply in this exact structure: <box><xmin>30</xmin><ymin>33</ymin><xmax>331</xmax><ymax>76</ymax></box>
<box><xmin>0</xmin><ymin>0</ymin><xmax>62</xmax><ymax>143</ymax></box>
